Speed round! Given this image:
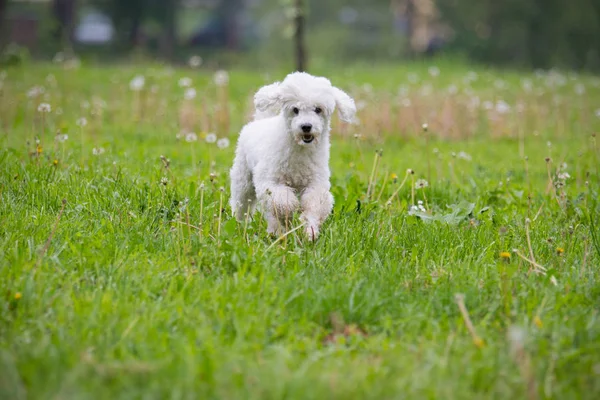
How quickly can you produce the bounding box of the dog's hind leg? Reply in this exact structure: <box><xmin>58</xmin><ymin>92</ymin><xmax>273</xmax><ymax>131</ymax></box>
<box><xmin>229</xmin><ymin>153</ymin><xmax>256</xmax><ymax>221</ymax></box>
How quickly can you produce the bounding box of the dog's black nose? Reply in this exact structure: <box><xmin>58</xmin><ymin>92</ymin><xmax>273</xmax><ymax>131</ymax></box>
<box><xmin>301</xmin><ymin>124</ymin><xmax>312</xmax><ymax>133</ymax></box>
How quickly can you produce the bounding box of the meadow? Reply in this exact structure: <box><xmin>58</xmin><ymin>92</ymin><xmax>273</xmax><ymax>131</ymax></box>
<box><xmin>1</xmin><ymin>59</ymin><xmax>600</xmax><ymax>399</ymax></box>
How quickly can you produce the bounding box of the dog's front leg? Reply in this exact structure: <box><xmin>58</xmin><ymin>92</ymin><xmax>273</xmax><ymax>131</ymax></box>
<box><xmin>300</xmin><ymin>185</ymin><xmax>333</xmax><ymax>241</ymax></box>
<box><xmin>257</xmin><ymin>184</ymin><xmax>299</xmax><ymax>235</ymax></box>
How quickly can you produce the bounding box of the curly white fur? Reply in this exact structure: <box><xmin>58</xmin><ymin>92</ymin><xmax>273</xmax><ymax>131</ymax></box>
<box><xmin>229</xmin><ymin>72</ymin><xmax>356</xmax><ymax>240</ymax></box>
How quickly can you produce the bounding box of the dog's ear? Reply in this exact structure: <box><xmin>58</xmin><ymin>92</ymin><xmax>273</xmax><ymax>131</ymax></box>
<box><xmin>254</xmin><ymin>82</ymin><xmax>283</xmax><ymax>113</ymax></box>
<box><xmin>331</xmin><ymin>86</ymin><xmax>356</xmax><ymax>123</ymax></box>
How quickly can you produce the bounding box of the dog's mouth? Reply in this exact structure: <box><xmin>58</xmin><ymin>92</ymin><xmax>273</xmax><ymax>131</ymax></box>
<box><xmin>301</xmin><ymin>134</ymin><xmax>315</xmax><ymax>144</ymax></box>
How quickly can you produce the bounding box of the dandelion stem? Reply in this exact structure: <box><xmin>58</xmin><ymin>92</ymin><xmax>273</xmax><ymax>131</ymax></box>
<box><xmin>199</xmin><ymin>186</ymin><xmax>204</xmax><ymax>238</ymax></box>
<box><xmin>410</xmin><ymin>174</ymin><xmax>415</xmax><ymax>206</ymax></box>
<box><xmin>217</xmin><ymin>189</ymin><xmax>224</xmax><ymax>241</ymax></box>
<box><xmin>366</xmin><ymin>150</ymin><xmax>381</xmax><ymax>201</ymax></box>
<box><xmin>375</xmin><ymin>170</ymin><xmax>389</xmax><ymax>203</ymax></box>
<box><xmin>36</xmin><ymin>199</ymin><xmax>67</xmax><ymax>271</ymax></box>
<box><xmin>386</xmin><ymin>170</ymin><xmax>411</xmax><ymax>205</ymax></box>
<box><xmin>264</xmin><ymin>223</ymin><xmax>306</xmax><ymax>252</ymax></box>
<box><xmin>454</xmin><ymin>294</ymin><xmax>484</xmax><ymax>348</ymax></box>
<box><xmin>514</xmin><ymin>250</ymin><xmax>547</xmax><ymax>275</ymax></box>
<box><xmin>525</xmin><ymin>219</ymin><xmax>536</xmax><ymax>264</ymax></box>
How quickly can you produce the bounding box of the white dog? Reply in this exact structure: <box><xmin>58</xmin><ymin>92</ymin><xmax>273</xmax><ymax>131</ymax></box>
<box><xmin>229</xmin><ymin>72</ymin><xmax>356</xmax><ymax>240</ymax></box>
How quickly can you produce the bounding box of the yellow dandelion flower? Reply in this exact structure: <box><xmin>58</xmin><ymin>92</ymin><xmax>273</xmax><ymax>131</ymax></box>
<box><xmin>14</xmin><ymin>292</ymin><xmax>22</xmax><ymax>300</ymax></box>
<box><xmin>533</xmin><ymin>315</ymin><xmax>543</xmax><ymax>328</ymax></box>
<box><xmin>473</xmin><ymin>337</ymin><xmax>485</xmax><ymax>348</ymax></box>
<box><xmin>53</xmin><ymin>159</ymin><xmax>59</xmax><ymax>166</ymax></box>
<box><xmin>556</xmin><ymin>247</ymin><xmax>564</xmax><ymax>255</ymax></box>
<box><xmin>390</xmin><ymin>173</ymin><xmax>398</xmax><ymax>180</ymax></box>
<box><xmin>36</xmin><ymin>145</ymin><xmax>43</xmax><ymax>154</ymax></box>
<box><xmin>500</xmin><ymin>251</ymin><xmax>511</xmax><ymax>259</ymax></box>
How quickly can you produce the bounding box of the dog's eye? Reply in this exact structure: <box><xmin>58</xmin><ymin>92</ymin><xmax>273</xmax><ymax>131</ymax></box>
<box><xmin>315</xmin><ymin>107</ymin><xmax>322</xmax><ymax>114</ymax></box>
<box><xmin>292</xmin><ymin>107</ymin><xmax>299</xmax><ymax>115</ymax></box>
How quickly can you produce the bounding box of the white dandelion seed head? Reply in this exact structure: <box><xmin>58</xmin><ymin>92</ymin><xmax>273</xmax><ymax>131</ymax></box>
<box><xmin>160</xmin><ymin>177</ymin><xmax>169</xmax><ymax>186</ymax></box>
<box><xmin>415</xmin><ymin>179</ymin><xmax>429</xmax><ymax>189</ymax></box>
<box><xmin>93</xmin><ymin>97</ymin><xmax>107</xmax><ymax>109</ymax></box>
<box><xmin>495</xmin><ymin>100</ymin><xmax>511</xmax><ymax>114</ymax></box>
<box><xmin>397</xmin><ymin>85</ymin><xmax>409</xmax><ymax>96</ymax></box>
<box><xmin>53</xmin><ymin>52</ymin><xmax>65</xmax><ymax>63</ymax></box>
<box><xmin>420</xmin><ymin>84</ymin><xmax>433</xmax><ymax>96</ymax></box>
<box><xmin>407</xmin><ymin>73</ymin><xmax>419</xmax><ymax>84</ymax></box>
<box><xmin>213</xmin><ymin>70</ymin><xmax>229</xmax><ymax>86</ymax></box>
<box><xmin>46</xmin><ymin>74</ymin><xmax>57</xmax><ymax>85</ymax></box>
<box><xmin>557</xmin><ymin>172</ymin><xmax>570</xmax><ymax>181</ymax></box>
<box><xmin>457</xmin><ymin>151</ymin><xmax>472</xmax><ymax>161</ymax></box>
<box><xmin>129</xmin><ymin>75</ymin><xmax>145</xmax><ymax>91</ymax></box>
<box><xmin>76</xmin><ymin>117</ymin><xmax>88</xmax><ymax>127</ymax></box>
<box><xmin>217</xmin><ymin>138</ymin><xmax>230</xmax><ymax>149</ymax></box>
<box><xmin>428</xmin><ymin>66</ymin><xmax>440</xmax><ymax>77</ymax></box>
<box><xmin>185</xmin><ymin>132</ymin><xmax>198</xmax><ymax>143</ymax></box>
<box><xmin>178</xmin><ymin>77</ymin><xmax>192</xmax><ymax>88</ymax></box>
<box><xmin>188</xmin><ymin>55</ymin><xmax>203</xmax><ymax>68</ymax></box>
<box><xmin>521</xmin><ymin>78</ymin><xmax>533</xmax><ymax>92</ymax></box>
<box><xmin>355</xmin><ymin>100</ymin><xmax>367</xmax><ymax>111</ymax></box>
<box><xmin>37</xmin><ymin>103</ymin><xmax>51</xmax><ymax>113</ymax></box>
<box><xmin>92</xmin><ymin>147</ymin><xmax>105</xmax><ymax>156</ymax></box>
<box><xmin>184</xmin><ymin>88</ymin><xmax>197</xmax><ymax>100</ymax></box>
<box><xmin>507</xmin><ymin>325</ymin><xmax>526</xmax><ymax>350</ymax></box>
<box><xmin>205</xmin><ymin>133</ymin><xmax>217</xmax><ymax>143</ymax></box>
<box><xmin>595</xmin><ymin>109</ymin><xmax>600</xmax><ymax>118</ymax></box>
<box><xmin>64</xmin><ymin>57</ymin><xmax>81</xmax><ymax>70</ymax></box>
<box><xmin>55</xmin><ymin>134</ymin><xmax>68</xmax><ymax>142</ymax></box>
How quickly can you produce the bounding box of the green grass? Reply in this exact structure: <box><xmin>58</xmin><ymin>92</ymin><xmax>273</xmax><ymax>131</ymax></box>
<box><xmin>1</xmin><ymin>61</ymin><xmax>600</xmax><ymax>399</ymax></box>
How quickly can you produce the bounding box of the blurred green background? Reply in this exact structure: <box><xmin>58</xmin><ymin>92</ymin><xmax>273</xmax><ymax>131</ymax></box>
<box><xmin>2</xmin><ymin>0</ymin><xmax>600</xmax><ymax>71</ymax></box>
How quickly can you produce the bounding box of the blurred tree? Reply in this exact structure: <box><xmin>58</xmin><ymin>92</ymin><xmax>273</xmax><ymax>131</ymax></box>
<box><xmin>217</xmin><ymin>0</ymin><xmax>242</xmax><ymax>50</ymax></box>
<box><xmin>0</xmin><ymin>0</ymin><xmax>7</xmax><ymax>46</ymax></box>
<box><xmin>294</xmin><ymin>0</ymin><xmax>306</xmax><ymax>71</ymax></box>
<box><xmin>92</xmin><ymin>0</ymin><xmax>178</xmax><ymax>57</ymax></box>
<box><xmin>53</xmin><ymin>0</ymin><xmax>77</xmax><ymax>52</ymax></box>
<box><xmin>437</xmin><ymin>0</ymin><xmax>600</xmax><ymax>70</ymax></box>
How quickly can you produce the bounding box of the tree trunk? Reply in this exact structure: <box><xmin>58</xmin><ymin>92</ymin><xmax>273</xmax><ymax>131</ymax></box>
<box><xmin>294</xmin><ymin>0</ymin><xmax>306</xmax><ymax>71</ymax></box>
<box><xmin>53</xmin><ymin>0</ymin><xmax>76</xmax><ymax>52</ymax></box>
<box><xmin>160</xmin><ymin>0</ymin><xmax>177</xmax><ymax>59</ymax></box>
<box><xmin>219</xmin><ymin>0</ymin><xmax>240</xmax><ymax>50</ymax></box>
<box><xmin>0</xmin><ymin>0</ymin><xmax>8</xmax><ymax>48</ymax></box>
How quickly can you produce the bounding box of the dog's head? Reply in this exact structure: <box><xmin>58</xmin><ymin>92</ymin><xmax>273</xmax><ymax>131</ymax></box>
<box><xmin>254</xmin><ymin>72</ymin><xmax>356</xmax><ymax>146</ymax></box>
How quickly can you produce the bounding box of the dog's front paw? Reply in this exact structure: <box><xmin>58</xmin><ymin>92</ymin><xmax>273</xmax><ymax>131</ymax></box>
<box><xmin>267</xmin><ymin>187</ymin><xmax>299</xmax><ymax>218</ymax></box>
<box><xmin>305</xmin><ymin>225</ymin><xmax>320</xmax><ymax>241</ymax></box>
